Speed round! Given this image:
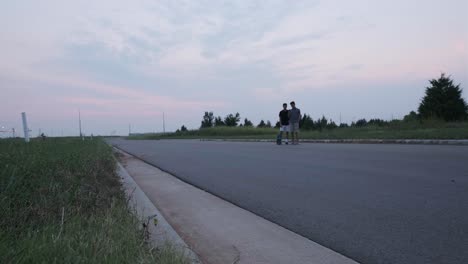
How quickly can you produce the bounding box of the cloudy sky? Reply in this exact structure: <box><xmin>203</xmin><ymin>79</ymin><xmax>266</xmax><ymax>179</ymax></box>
<box><xmin>1</xmin><ymin>0</ymin><xmax>467</xmax><ymax>136</ymax></box>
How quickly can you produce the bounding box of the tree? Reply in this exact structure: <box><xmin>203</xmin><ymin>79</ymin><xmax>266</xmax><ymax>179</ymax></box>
<box><xmin>214</xmin><ymin>116</ymin><xmax>225</xmax><ymax>126</ymax></box>
<box><xmin>266</xmin><ymin>121</ymin><xmax>272</xmax><ymax>128</ymax></box>
<box><xmin>418</xmin><ymin>73</ymin><xmax>468</xmax><ymax>121</ymax></box>
<box><xmin>243</xmin><ymin>118</ymin><xmax>253</xmax><ymax>127</ymax></box>
<box><xmin>224</xmin><ymin>113</ymin><xmax>241</xmax><ymax>126</ymax></box>
<box><xmin>354</xmin><ymin>119</ymin><xmax>367</xmax><ymax>127</ymax></box>
<box><xmin>181</xmin><ymin>125</ymin><xmax>188</xmax><ymax>132</ymax></box>
<box><xmin>368</xmin><ymin>119</ymin><xmax>387</xmax><ymax>127</ymax></box>
<box><xmin>319</xmin><ymin>116</ymin><xmax>328</xmax><ymax>128</ymax></box>
<box><xmin>274</xmin><ymin>121</ymin><xmax>281</xmax><ymax>128</ymax></box>
<box><xmin>300</xmin><ymin>114</ymin><xmax>314</xmax><ymax>130</ymax></box>
<box><xmin>314</xmin><ymin>116</ymin><xmax>329</xmax><ymax>131</ymax></box>
<box><xmin>201</xmin><ymin>112</ymin><xmax>214</xmax><ymax>128</ymax></box>
<box><xmin>403</xmin><ymin>111</ymin><xmax>419</xmax><ymax>122</ymax></box>
<box><xmin>326</xmin><ymin>120</ymin><xmax>338</xmax><ymax>129</ymax></box>
<box><xmin>257</xmin><ymin>120</ymin><xmax>266</xmax><ymax>128</ymax></box>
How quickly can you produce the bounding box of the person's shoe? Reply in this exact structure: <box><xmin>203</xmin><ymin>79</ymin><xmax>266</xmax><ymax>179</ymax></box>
<box><xmin>285</xmin><ymin>142</ymin><xmax>288</xmax><ymax>145</ymax></box>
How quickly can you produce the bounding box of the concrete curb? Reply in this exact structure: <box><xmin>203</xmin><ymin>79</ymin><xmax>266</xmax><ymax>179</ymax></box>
<box><xmin>200</xmin><ymin>138</ymin><xmax>468</xmax><ymax>145</ymax></box>
<box><xmin>115</xmin><ymin>152</ymin><xmax>201</xmax><ymax>264</ymax></box>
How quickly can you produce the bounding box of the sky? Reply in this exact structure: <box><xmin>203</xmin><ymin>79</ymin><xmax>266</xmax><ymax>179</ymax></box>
<box><xmin>1</xmin><ymin>0</ymin><xmax>467</xmax><ymax>137</ymax></box>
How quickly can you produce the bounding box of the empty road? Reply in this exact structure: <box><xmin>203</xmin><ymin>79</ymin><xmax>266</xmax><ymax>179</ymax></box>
<box><xmin>109</xmin><ymin>138</ymin><xmax>468</xmax><ymax>264</ymax></box>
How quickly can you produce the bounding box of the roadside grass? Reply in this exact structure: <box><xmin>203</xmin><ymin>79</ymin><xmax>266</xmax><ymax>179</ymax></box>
<box><xmin>128</xmin><ymin>121</ymin><xmax>468</xmax><ymax>140</ymax></box>
<box><xmin>0</xmin><ymin>137</ymin><xmax>189</xmax><ymax>264</ymax></box>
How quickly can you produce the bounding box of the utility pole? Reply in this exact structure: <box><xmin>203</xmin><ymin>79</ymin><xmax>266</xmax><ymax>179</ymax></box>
<box><xmin>21</xmin><ymin>112</ymin><xmax>30</xmax><ymax>142</ymax></box>
<box><xmin>79</xmin><ymin>109</ymin><xmax>83</xmax><ymax>140</ymax></box>
<box><xmin>339</xmin><ymin>112</ymin><xmax>342</xmax><ymax>124</ymax></box>
<box><xmin>163</xmin><ymin>112</ymin><xmax>166</xmax><ymax>134</ymax></box>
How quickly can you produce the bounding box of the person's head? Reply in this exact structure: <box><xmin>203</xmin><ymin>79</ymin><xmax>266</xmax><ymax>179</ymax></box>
<box><xmin>290</xmin><ymin>101</ymin><xmax>296</xmax><ymax>108</ymax></box>
<box><xmin>282</xmin><ymin>103</ymin><xmax>287</xmax><ymax>110</ymax></box>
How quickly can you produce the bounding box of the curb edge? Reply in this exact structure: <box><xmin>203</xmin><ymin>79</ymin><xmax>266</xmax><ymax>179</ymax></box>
<box><xmin>115</xmin><ymin>152</ymin><xmax>201</xmax><ymax>264</ymax></box>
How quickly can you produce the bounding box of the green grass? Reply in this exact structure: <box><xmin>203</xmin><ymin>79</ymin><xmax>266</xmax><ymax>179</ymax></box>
<box><xmin>128</xmin><ymin>121</ymin><xmax>468</xmax><ymax>140</ymax></box>
<box><xmin>0</xmin><ymin>137</ymin><xmax>189</xmax><ymax>264</ymax></box>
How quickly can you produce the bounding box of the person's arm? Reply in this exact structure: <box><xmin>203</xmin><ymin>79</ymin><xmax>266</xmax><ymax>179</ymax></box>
<box><xmin>299</xmin><ymin>110</ymin><xmax>302</xmax><ymax>128</ymax></box>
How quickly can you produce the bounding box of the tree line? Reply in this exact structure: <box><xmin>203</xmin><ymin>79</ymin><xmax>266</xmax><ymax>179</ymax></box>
<box><xmin>199</xmin><ymin>112</ymin><xmax>271</xmax><ymax>128</ymax></box>
<box><xmin>176</xmin><ymin>73</ymin><xmax>467</xmax><ymax>132</ymax></box>
<box><xmin>197</xmin><ymin>111</ymin><xmax>397</xmax><ymax>131</ymax></box>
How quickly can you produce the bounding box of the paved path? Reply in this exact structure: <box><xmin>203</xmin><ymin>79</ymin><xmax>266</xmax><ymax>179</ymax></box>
<box><xmin>109</xmin><ymin>138</ymin><xmax>468</xmax><ymax>264</ymax></box>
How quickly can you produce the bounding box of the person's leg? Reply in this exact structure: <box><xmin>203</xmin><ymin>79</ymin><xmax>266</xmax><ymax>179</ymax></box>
<box><xmin>285</xmin><ymin>131</ymin><xmax>289</xmax><ymax>144</ymax></box>
<box><xmin>290</xmin><ymin>127</ymin><xmax>295</xmax><ymax>144</ymax></box>
<box><xmin>289</xmin><ymin>124</ymin><xmax>293</xmax><ymax>144</ymax></box>
<box><xmin>280</xmin><ymin>125</ymin><xmax>286</xmax><ymax>141</ymax></box>
<box><xmin>278</xmin><ymin>128</ymin><xmax>283</xmax><ymax>145</ymax></box>
<box><xmin>293</xmin><ymin>123</ymin><xmax>299</xmax><ymax>144</ymax></box>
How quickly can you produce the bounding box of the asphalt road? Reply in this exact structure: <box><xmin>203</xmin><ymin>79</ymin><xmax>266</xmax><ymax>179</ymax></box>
<box><xmin>109</xmin><ymin>139</ymin><xmax>468</xmax><ymax>264</ymax></box>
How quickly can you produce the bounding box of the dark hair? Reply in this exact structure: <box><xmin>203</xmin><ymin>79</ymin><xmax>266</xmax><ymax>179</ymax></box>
<box><xmin>290</xmin><ymin>101</ymin><xmax>295</xmax><ymax>105</ymax></box>
<box><xmin>283</xmin><ymin>103</ymin><xmax>287</xmax><ymax>106</ymax></box>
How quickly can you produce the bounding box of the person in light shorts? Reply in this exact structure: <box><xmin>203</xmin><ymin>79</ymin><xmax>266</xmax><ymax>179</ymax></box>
<box><xmin>278</xmin><ymin>103</ymin><xmax>290</xmax><ymax>144</ymax></box>
<box><xmin>288</xmin><ymin>101</ymin><xmax>301</xmax><ymax>145</ymax></box>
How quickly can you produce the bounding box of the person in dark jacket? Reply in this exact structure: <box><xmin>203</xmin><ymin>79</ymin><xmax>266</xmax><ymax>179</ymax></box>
<box><xmin>278</xmin><ymin>103</ymin><xmax>290</xmax><ymax>144</ymax></box>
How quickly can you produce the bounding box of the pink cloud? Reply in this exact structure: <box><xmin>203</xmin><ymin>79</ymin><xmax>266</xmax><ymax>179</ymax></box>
<box><xmin>1</xmin><ymin>70</ymin><xmax>228</xmax><ymax>132</ymax></box>
<box><xmin>6</xmin><ymin>68</ymin><xmax>227</xmax><ymax>110</ymax></box>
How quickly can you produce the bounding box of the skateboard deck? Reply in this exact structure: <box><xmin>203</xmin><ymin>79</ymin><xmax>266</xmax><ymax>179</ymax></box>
<box><xmin>276</xmin><ymin>133</ymin><xmax>282</xmax><ymax>145</ymax></box>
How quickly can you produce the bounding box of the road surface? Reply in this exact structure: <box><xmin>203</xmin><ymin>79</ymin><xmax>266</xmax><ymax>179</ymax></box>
<box><xmin>109</xmin><ymin>138</ymin><xmax>468</xmax><ymax>264</ymax></box>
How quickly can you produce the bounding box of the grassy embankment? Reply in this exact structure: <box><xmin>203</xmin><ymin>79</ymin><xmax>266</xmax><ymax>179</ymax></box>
<box><xmin>128</xmin><ymin>121</ymin><xmax>468</xmax><ymax>140</ymax></box>
<box><xmin>0</xmin><ymin>138</ymin><xmax>188</xmax><ymax>264</ymax></box>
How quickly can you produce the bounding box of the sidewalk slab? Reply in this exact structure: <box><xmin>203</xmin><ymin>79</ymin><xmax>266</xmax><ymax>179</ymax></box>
<box><xmin>116</xmin><ymin>148</ymin><xmax>359</xmax><ymax>264</ymax></box>
<box><xmin>115</xmin><ymin>152</ymin><xmax>201</xmax><ymax>263</ymax></box>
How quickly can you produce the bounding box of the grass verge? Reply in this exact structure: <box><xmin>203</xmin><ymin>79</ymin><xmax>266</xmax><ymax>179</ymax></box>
<box><xmin>0</xmin><ymin>137</ymin><xmax>189</xmax><ymax>264</ymax></box>
<box><xmin>128</xmin><ymin>121</ymin><xmax>468</xmax><ymax>140</ymax></box>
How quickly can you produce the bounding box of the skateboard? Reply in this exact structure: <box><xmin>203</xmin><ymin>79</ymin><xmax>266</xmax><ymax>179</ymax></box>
<box><xmin>276</xmin><ymin>133</ymin><xmax>282</xmax><ymax>145</ymax></box>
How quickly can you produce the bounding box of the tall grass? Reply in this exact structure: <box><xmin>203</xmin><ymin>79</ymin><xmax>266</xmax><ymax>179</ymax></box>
<box><xmin>0</xmin><ymin>138</ymin><xmax>188</xmax><ymax>263</ymax></box>
<box><xmin>128</xmin><ymin>121</ymin><xmax>468</xmax><ymax>140</ymax></box>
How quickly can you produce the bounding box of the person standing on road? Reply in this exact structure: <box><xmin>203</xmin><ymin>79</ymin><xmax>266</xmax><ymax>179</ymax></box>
<box><xmin>288</xmin><ymin>101</ymin><xmax>301</xmax><ymax>145</ymax></box>
<box><xmin>279</xmin><ymin>103</ymin><xmax>290</xmax><ymax>145</ymax></box>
